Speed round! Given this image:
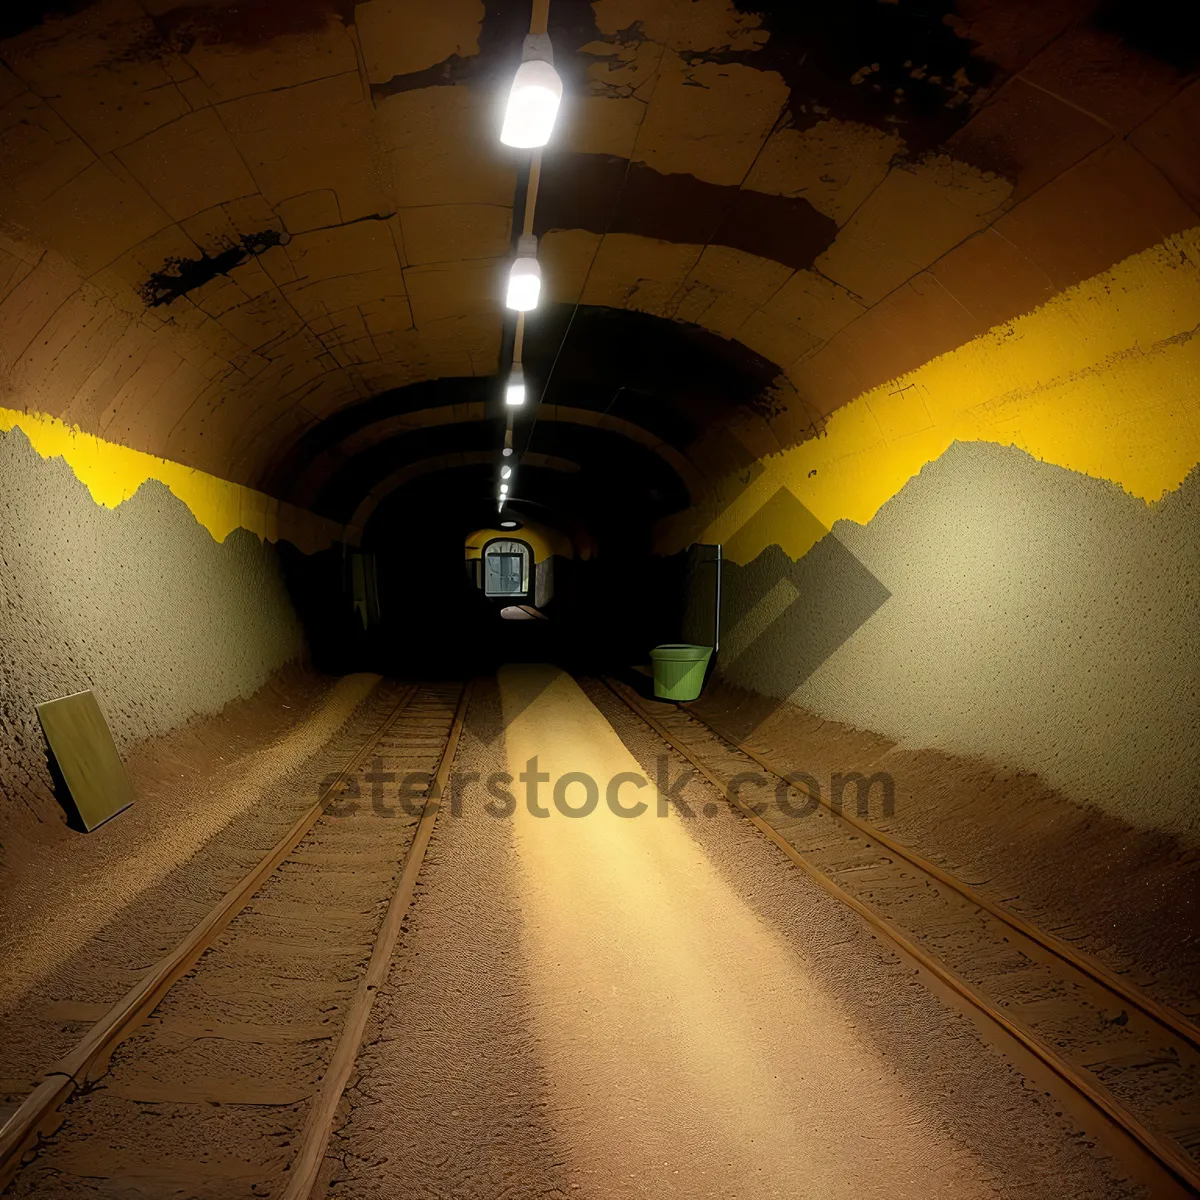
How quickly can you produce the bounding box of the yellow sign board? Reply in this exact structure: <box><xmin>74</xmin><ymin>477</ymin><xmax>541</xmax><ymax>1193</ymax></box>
<box><xmin>36</xmin><ymin>691</ymin><xmax>135</xmax><ymax>833</ymax></box>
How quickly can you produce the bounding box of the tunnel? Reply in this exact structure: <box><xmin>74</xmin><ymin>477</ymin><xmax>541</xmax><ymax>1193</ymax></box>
<box><xmin>0</xmin><ymin>0</ymin><xmax>1198</xmax><ymax>1195</ymax></box>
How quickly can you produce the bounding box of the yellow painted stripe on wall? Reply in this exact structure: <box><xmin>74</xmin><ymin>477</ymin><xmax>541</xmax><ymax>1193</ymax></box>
<box><xmin>692</xmin><ymin>227</ymin><xmax>1200</xmax><ymax>563</ymax></box>
<box><xmin>0</xmin><ymin>406</ymin><xmax>342</xmax><ymax>554</ymax></box>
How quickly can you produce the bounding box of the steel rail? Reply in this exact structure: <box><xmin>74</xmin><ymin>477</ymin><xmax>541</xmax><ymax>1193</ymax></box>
<box><xmin>280</xmin><ymin>681</ymin><xmax>472</xmax><ymax>1199</ymax></box>
<box><xmin>600</xmin><ymin>676</ymin><xmax>1200</xmax><ymax>1197</ymax></box>
<box><xmin>0</xmin><ymin>683</ymin><xmax>422</xmax><ymax>1191</ymax></box>
<box><xmin>679</xmin><ymin>697</ymin><xmax>1200</xmax><ymax>1050</ymax></box>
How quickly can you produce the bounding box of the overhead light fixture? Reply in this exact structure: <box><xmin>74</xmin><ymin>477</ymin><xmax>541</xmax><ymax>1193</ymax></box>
<box><xmin>506</xmin><ymin>234</ymin><xmax>541</xmax><ymax>311</ymax></box>
<box><xmin>506</xmin><ymin>363</ymin><xmax>526</xmax><ymax>407</ymax></box>
<box><xmin>502</xmin><ymin>447</ymin><xmax>513</xmax><ymax>457</ymax></box>
<box><xmin>500</xmin><ymin>483</ymin><xmax>508</xmax><ymax>494</ymax></box>
<box><xmin>500</xmin><ymin>465</ymin><xmax>512</xmax><ymax>479</ymax></box>
<box><xmin>500</xmin><ymin>519</ymin><xmax>519</xmax><ymax>529</ymax></box>
<box><xmin>500</xmin><ymin>34</ymin><xmax>563</xmax><ymax>148</ymax></box>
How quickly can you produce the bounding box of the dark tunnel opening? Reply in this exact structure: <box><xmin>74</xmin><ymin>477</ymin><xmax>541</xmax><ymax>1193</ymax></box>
<box><xmin>270</xmin><ymin>303</ymin><xmax>772</xmax><ymax>680</ymax></box>
<box><xmin>283</xmin><ymin>460</ymin><xmax>703</xmax><ymax>681</ymax></box>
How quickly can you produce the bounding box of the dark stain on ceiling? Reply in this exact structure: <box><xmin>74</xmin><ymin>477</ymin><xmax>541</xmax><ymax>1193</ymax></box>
<box><xmin>139</xmin><ymin>230</ymin><xmax>286</xmax><ymax>307</ymax></box>
<box><xmin>0</xmin><ymin>0</ymin><xmax>92</xmax><ymax>40</ymax></box>
<box><xmin>1092</xmin><ymin>0</ymin><xmax>1200</xmax><ymax>71</ymax></box>
<box><xmin>371</xmin><ymin>0</ymin><xmax>532</xmax><ymax>97</ymax></box>
<box><xmin>534</xmin><ymin>155</ymin><xmax>839</xmax><ymax>271</ymax></box>
<box><xmin>727</xmin><ymin>0</ymin><xmax>997</xmax><ymax>153</ymax></box>
<box><xmin>141</xmin><ymin>0</ymin><xmax>359</xmax><ymax>56</ymax></box>
<box><xmin>370</xmin><ymin>53</ymin><xmax>478</xmax><ymax>99</ymax></box>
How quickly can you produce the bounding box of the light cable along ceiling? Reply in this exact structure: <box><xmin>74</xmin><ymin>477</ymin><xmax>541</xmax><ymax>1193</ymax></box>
<box><xmin>495</xmin><ymin>0</ymin><xmax>558</xmax><ymax>526</ymax></box>
<box><xmin>451</xmin><ymin>0</ymin><xmax>707</xmax><ymax>545</ymax></box>
<box><xmin>0</xmin><ymin>1</ymin><xmax>1196</xmax><ymax>547</ymax></box>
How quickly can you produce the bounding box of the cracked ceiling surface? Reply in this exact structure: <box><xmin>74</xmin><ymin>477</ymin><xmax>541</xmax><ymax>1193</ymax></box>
<box><xmin>0</xmin><ymin>0</ymin><xmax>1196</xmax><ymax>540</ymax></box>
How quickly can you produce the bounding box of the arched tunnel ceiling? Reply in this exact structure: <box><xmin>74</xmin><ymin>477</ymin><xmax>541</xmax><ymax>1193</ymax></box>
<box><xmin>0</xmin><ymin>0</ymin><xmax>1197</xmax><ymax>537</ymax></box>
<box><xmin>268</xmin><ymin>306</ymin><xmax>771</xmax><ymax>517</ymax></box>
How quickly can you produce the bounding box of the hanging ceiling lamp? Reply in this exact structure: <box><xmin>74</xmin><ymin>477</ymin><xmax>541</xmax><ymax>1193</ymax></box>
<box><xmin>506</xmin><ymin>234</ymin><xmax>541</xmax><ymax>311</ymax></box>
<box><xmin>500</xmin><ymin>34</ymin><xmax>562</xmax><ymax>148</ymax></box>
<box><xmin>506</xmin><ymin>363</ymin><xmax>526</xmax><ymax>407</ymax></box>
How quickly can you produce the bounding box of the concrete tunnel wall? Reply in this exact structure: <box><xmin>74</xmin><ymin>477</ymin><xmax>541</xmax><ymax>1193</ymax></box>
<box><xmin>704</xmin><ymin>445</ymin><xmax>1200</xmax><ymax>843</ymax></box>
<box><xmin>0</xmin><ymin>420</ymin><xmax>324</xmax><ymax>845</ymax></box>
<box><xmin>673</xmin><ymin>232</ymin><xmax>1200</xmax><ymax>844</ymax></box>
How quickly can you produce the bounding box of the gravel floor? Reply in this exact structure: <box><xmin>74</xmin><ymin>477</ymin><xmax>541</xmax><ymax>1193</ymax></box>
<box><xmin>320</xmin><ymin>669</ymin><xmax>1144</xmax><ymax>1200</ymax></box>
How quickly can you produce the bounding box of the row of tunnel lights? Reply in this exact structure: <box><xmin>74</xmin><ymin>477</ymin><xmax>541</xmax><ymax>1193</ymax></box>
<box><xmin>496</xmin><ymin>28</ymin><xmax>564</xmax><ymax>517</ymax></box>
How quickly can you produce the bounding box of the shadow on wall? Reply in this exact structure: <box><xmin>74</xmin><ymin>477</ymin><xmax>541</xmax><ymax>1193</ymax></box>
<box><xmin>713</xmin><ymin>441</ymin><xmax>1200</xmax><ymax>843</ymax></box>
<box><xmin>277</xmin><ymin>541</ymin><xmax>367</xmax><ymax>675</ymax></box>
<box><xmin>320</xmin><ymin>524</ymin><xmax>504</xmax><ymax>679</ymax></box>
<box><xmin>686</xmin><ymin>529</ymin><xmax>892</xmax><ymax>694</ymax></box>
<box><xmin>0</xmin><ymin>427</ymin><xmax>307</xmax><ymax>836</ymax></box>
<box><xmin>679</xmin><ymin>484</ymin><xmax>893</xmax><ymax>696</ymax></box>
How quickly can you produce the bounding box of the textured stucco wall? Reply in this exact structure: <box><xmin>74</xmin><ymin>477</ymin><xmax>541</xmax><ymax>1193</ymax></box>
<box><xmin>715</xmin><ymin>442</ymin><xmax>1200</xmax><ymax>842</ymax></box>
<box><xmin>661</xmin><ymin>229</ymin><xmax>1200</xmax><ymax>567</ymax></box>
<box><xmin>0</xmin><ymin>405</ymin><xmax>343</xmax><ymax>553</ymax></box>
<box><xmin>0</xmin><ymin>427</ymin><xmax>306</xmax><ymax>830</ymax></box>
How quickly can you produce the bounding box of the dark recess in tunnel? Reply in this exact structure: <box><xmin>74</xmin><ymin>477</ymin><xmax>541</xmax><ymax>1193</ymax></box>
<box><xmin>269</xmin><ymin>300</ymin><xmax>786</xmax><ymax>676</ymax></box>
<box><xmin>284</xmin><ymin>450</ymin><xmax>700</xmax><ymax>679</ymax></box>
<box><xmin>520</xmin><ymin>304</ymin><xmax>788</xmax><ymax>432</ymax></box>
<box><xmin>308</xmin><ymin>425</ymin><xmax>688</xmax><ymax>524</ymax></box>
<box><xmin>267</xmin><ymin>305</ymin><xmax>779</xmax><ymax>505</ymax></box>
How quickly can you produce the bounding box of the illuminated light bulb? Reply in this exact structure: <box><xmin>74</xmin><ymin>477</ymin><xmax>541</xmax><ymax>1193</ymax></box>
<box><xmin>502</xmin><ymin>448</ymin><xmax>513</xmax><ymax>457</ymax></box>
<box><xmin>506</xmin><ymin>234</ymin><xmax>541</xmax><ymax>311</ymax></box>
<box><xmin>506</xmin><ymin>363</ymin><xmax>526</xmax><ymax>407</ymax></box>
<box><xmin>500</xmin><ymin>35</ymin><xmax>562</xmax><ymax>148</ymax></box>
<box><xmin>500</xmin><ymin>483</ymin><xmax>509</xmax><ymax>494</ymax></box>
<box><xmin>500</xmin><ymin>466</ymin><xmax>512</xmax><ymax>479</ymax></box>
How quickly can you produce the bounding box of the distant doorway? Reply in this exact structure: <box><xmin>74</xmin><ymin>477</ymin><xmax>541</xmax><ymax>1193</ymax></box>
<box><xmin>482</xmin><ymin>538</ymin><xmax>532</xmax><ymax>599</ymax></box>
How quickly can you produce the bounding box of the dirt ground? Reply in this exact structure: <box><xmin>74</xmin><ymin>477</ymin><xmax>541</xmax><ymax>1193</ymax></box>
<box><xmin>0</xmin><ymin>666</ymin><xmax>394</xmax><ymax>1113</ymax></box>
<box><xmin>322</xmin><ymin>669</ymin><xmax>1142</xmax><ymax>1199</ymax></box>
<box><xmin>2</xmin><ymin>685</ymin><xmax>462</xmax><ymax>1199</ymax></box>
<box><xmin>690</xmin><ymin>680</ymin><xmax>1200</xmax><ymax>1024</ymax></box>
<box><xmin>2</xmin><ymin>667</ymin><xmax>1177</xmax><ymax>1197</ymax></box>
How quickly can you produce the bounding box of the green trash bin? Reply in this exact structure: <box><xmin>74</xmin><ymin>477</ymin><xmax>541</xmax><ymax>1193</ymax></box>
<box><xmin>649</xmin><ymin>643</ymin><xmax>713</xmax><ymax>701</ymax></box>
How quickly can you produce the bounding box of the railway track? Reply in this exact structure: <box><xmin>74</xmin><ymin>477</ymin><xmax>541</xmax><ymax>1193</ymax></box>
<box><xmin>594</xmin><ymin>675</ymin><xmax>1200</xmax><ymax>1197</ymax></box>
<box><xmin>0</xmin><ymin>680</ymin><xmax>470</xmax><ymax>1199</ymax></box>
